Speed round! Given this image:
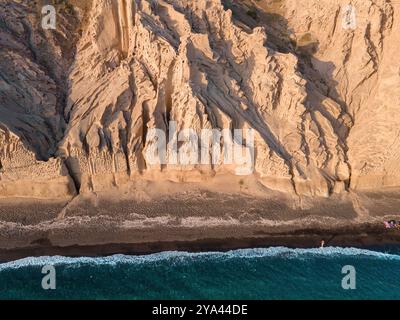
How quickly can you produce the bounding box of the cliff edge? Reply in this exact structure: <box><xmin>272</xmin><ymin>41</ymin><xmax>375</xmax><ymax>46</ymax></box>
<box><xmin>0</xmin><ymin>0</ymin><xmax>399</xmax><ymax>199</ymax></box>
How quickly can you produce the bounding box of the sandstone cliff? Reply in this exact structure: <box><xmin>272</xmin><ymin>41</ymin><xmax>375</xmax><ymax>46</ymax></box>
<box><xmin>0</xmin><ymin>0</ymin><xmax>399</xmax><ymax>199</ymax></box>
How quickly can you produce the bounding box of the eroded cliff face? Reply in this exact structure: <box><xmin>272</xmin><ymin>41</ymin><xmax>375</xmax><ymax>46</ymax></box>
<box><xmin>0</xmin><ymin>0</ymin><xmax>399</xmax><ymax>199</ymax></box>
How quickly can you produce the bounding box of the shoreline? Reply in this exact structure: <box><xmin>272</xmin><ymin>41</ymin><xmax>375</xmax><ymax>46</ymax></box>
<box><xmin>1</xmin><ymin>223</ymin><xmax>399</xmax><ymax>262</ymax></box>
<box><xmin>1</xmin><ymin>187</ymin><xmax>400</xmax><ymax>263</ymax></box>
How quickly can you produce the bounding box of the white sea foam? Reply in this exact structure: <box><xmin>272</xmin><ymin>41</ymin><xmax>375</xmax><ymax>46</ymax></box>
<box><xmin>0</xmin><ymin>247</ymin><xmax>399</xmax><ymax>271</ymax></box>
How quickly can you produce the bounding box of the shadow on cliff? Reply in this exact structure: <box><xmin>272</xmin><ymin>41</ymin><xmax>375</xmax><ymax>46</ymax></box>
<box><xmin>224</xmin><ymin>0</ymin><xmax>353</xmax><ymax>188</ymax></box>
<box><xmin>0</xmin><ymin>1</ymin><xmax>82</xmax><ymax>161</ymax></box>
<box><xmin>224</xmin><ymin>0</ymin><xmax>351</xmax><ymax>120</ymax></box>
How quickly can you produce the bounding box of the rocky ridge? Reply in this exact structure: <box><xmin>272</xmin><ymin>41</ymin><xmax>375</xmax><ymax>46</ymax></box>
<box><xmin>0</xmin><ymin>0</ymin><xmax>399</xmax><ymax>199</ymax></box>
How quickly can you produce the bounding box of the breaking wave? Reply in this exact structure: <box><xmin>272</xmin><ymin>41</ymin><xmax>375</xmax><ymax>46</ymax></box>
<box><xmin>1</xmin><ymin>246</ymin><xmax>399</xmax><ymax>272</ymax></box>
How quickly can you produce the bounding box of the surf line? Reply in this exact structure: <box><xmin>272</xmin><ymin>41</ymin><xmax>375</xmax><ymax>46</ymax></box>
<box><xmin>152</xmin><ymin>304</ymin><xmax>186</xmax><ymax>318</ymax></box>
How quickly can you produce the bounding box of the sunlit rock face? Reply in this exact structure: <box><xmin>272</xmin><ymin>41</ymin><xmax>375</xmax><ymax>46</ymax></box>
<box><xmin>0</xmin><ymin>0</ymin><xmax>399</xmax><ymax>198</ymax></box>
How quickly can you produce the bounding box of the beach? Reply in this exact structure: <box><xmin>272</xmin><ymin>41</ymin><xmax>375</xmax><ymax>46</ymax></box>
<box><xmin>1</xmin><ymin>182</ymin><xmax>399</xmax><ymax>262</ymax></box>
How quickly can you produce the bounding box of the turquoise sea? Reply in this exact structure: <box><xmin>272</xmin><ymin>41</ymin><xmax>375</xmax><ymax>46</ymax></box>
<box><xmin>0</xmin><ymin>247</ymin><xmax>399</xmax><ymax>300</ymax></box>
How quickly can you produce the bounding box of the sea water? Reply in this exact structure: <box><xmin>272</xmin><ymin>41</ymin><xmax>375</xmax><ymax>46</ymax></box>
<box><xmin>0</xmin><ymin>247</ymin><xmax>399</xmax><ymax>299</ymax></box>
